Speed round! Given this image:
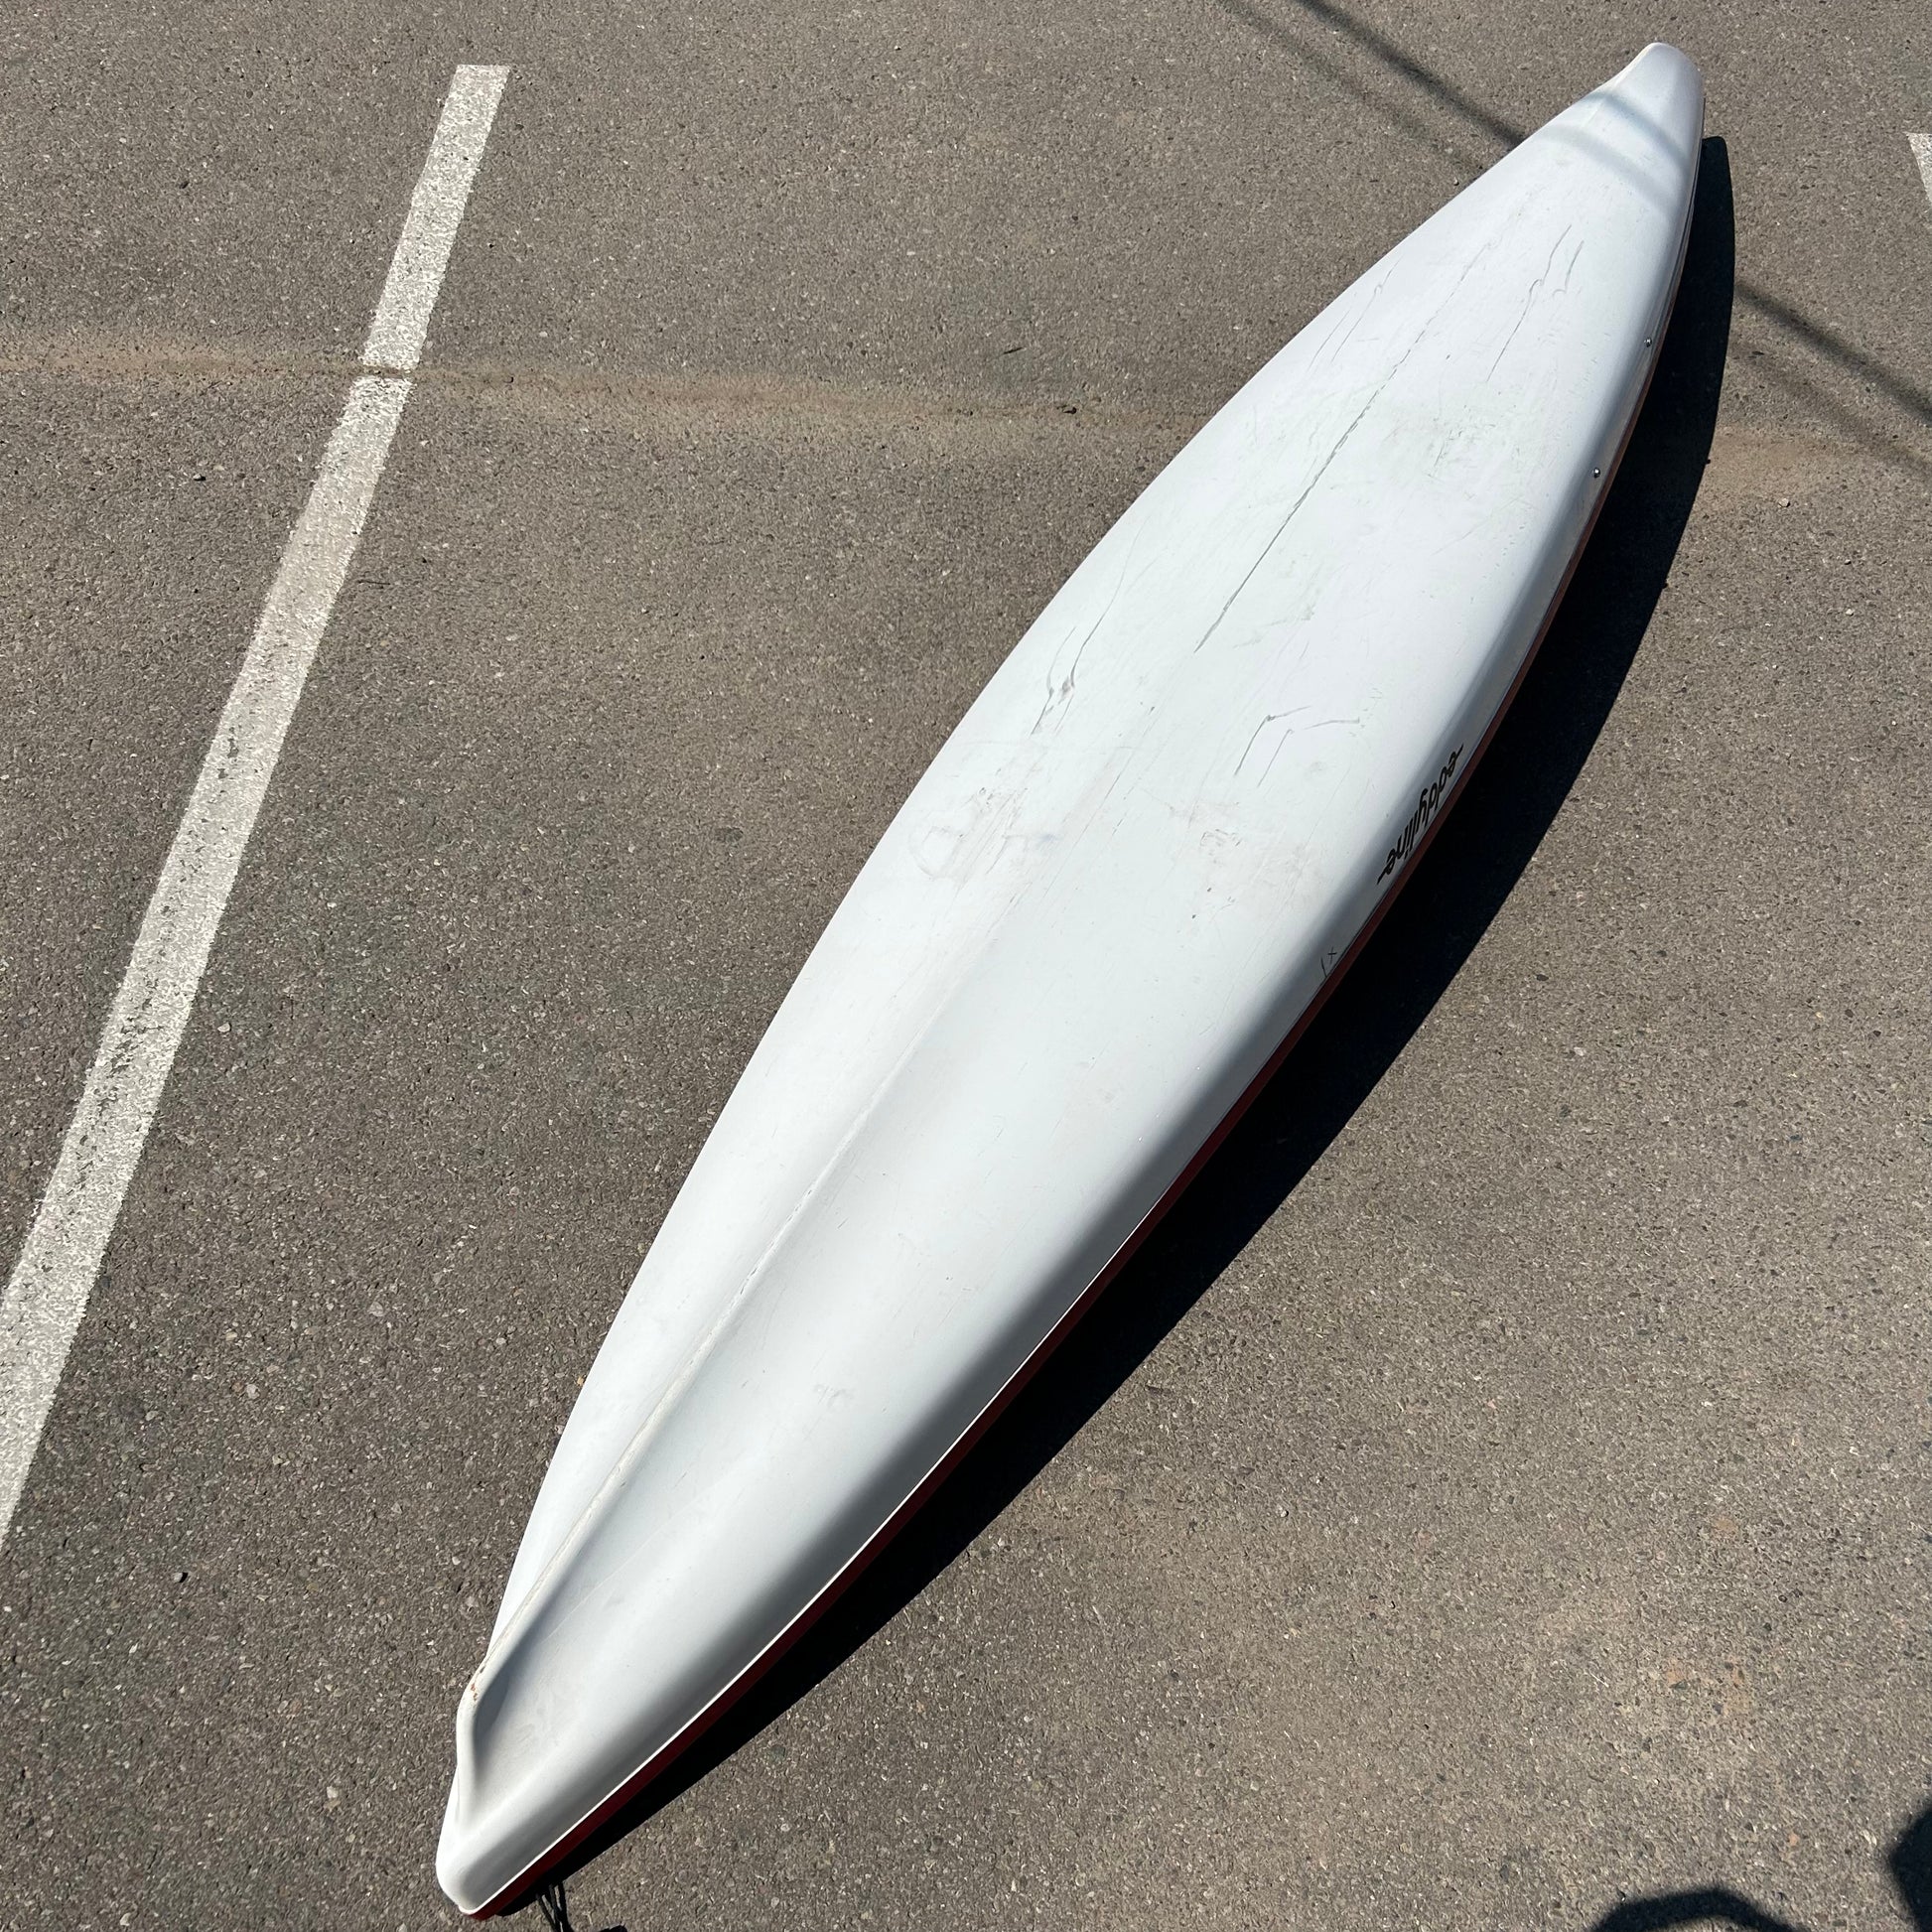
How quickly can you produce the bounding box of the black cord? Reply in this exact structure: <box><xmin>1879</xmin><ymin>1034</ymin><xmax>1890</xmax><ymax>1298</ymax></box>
<box><xmin>535</xmin><ymin>1881</ymin><xmax>574</xmax><ymax>1932</ymax></box>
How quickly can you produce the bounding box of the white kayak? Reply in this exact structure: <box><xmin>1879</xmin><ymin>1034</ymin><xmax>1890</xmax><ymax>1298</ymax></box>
<box><xmin>440</xmin><ymin>44</ymin><xmax>1703</xmax><ymax>1915</ymax></box>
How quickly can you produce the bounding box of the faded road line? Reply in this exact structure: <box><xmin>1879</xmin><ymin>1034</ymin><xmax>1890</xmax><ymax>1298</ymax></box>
<box><xmin>0</xmin><ymin>63</ymin><xmax>509</xmax><ymax>1546</ymax></box>
<box><xmin>1911</xmin><ymin>133</ymin><xmax>1932</xmax><ymax>210</ymax></box>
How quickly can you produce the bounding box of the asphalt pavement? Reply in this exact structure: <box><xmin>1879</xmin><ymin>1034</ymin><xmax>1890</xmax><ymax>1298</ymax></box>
<box><xmin>2</xmin><ymin>2</ymin><xmax>1929</xmax><ymax>1928</ymax></box>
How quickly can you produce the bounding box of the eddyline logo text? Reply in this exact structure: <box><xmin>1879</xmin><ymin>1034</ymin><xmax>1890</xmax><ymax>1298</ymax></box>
<box><xmin>1377</xmin><ymin>745</ymin><xmax>1462</xmax><ymax>882</ymax></box>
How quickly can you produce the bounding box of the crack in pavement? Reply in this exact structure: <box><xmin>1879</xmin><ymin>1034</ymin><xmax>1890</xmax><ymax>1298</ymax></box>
<box><xmin>0</xmin><ymin>332</ymin><xmax>1198</xmax><ymax>442</ymax></box>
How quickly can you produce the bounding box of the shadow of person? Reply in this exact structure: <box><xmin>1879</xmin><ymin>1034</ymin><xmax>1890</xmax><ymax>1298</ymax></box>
<box><xmin>531</xmin><ymin>139</ymin><xmax>1737</xmax><ymax>1906</ymax></box>
<box><xmin>1892</xmin><ymin>1800</ymin><xmax>1932</xmax><ymax>1932</ymax></box>
<box><xmin>1582</xmin><ymin>1796</ymin><xmax>1932</xmax><ymax>1931</ymax></box>
<box><xmin>1589</xmin><ymin>1888</ymin><xmax>1808</xmax><ymax>1932</ymax></box>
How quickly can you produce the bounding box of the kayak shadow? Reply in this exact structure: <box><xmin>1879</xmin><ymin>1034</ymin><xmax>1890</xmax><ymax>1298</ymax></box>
<box><xmin>564</xmin><ymin>140</ymin><xmax>1735</xmax><ymax>1892</ymax></box>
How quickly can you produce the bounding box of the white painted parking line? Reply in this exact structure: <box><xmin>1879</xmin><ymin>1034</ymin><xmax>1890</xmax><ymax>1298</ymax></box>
<box><xmin>1911</xmin><ymin>133</ymin><xmax>1932</xmax><ymax>210</ymax></box>
<box><xmin>0</xmin><ymin>64</ymin><xmax>510</xmax><ymax>1547</ymax></box>
<box><xmin>365</xmin><ymin>67</ymin><xmax>511</xmax><ymax>372</ymax></box>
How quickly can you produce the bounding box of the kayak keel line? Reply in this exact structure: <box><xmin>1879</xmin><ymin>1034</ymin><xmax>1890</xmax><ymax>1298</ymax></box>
<box><xmin>438</xmin><ymin>43</ymin><xmax>1705</xmax><ymax>1917</ymax></box>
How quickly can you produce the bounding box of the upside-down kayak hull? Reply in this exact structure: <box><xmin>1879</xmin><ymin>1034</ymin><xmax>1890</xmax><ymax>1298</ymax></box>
<box><xmin>439</xmin><ymin>44</ymin><xmax>1704</xmax><ymax>1915</ymax></box>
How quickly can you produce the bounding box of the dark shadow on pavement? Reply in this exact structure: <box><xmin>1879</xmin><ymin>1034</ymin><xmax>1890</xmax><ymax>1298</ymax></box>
<box><xmin>1577</xmin><ymin>1794</ymin><xmax>1932</xmax><ymax>1932</ymax></box>
<box><xmin>1892</xmin><ymin>1800</ymin><xmax>1932</xmax><ymax>1932</ymax></box>
<box><xmin>532</xmin><ymin>139</ymin><xmax>1736</xmax><ymax>1911</ymax></box>
<box><xmin>1589</xmin><ymin>1887</ymin><xmax>1808</xmax><ymax>1932</ymax></box>
<box><xmin>1225</xmin><ymin>0</ymin><xmax>1519</xmax><ymax>154</ymax></box>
